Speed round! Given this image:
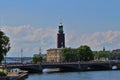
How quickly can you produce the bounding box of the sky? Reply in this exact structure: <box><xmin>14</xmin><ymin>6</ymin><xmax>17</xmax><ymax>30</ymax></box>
<box><xmin>0</xmin><ymin>0</ymin><xmax>120</xmax><ymax>57</ymax></box>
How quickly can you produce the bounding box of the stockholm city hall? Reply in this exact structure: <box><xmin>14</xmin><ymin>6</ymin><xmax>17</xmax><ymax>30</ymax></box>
<box><xmin>47</xmin><ymin>22</ymin><xmax>66</xmax><ymax>62</ymax></box>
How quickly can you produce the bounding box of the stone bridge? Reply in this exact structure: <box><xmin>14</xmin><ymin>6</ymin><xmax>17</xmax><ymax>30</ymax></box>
<box><xmin>3</xmin><ymin>60</ymin><xmax>120</xmax><ymax>72</ymax></box>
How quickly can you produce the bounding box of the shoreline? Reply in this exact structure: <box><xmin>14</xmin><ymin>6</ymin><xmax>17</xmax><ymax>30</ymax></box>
<box><xmin>0</xmin><ymin>70</ymin><xmax>28</xmax><ymax>80</ymax></box>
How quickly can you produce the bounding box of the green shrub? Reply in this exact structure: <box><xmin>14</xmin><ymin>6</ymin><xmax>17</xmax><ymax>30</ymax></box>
<box><xmin>0</xmin><ymin>69</ymin><xmax>8</xmax><ymax>77</ymax></box>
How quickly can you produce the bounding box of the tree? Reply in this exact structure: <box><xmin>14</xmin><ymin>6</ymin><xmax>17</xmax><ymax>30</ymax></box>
<box><xmin>62</xmin><ymin>47</ymin><xmax>77</xmax><ymax>62</ymax></box>
<box><xmin>77</xmin><ymin>45</ymin><xmax>94</xmax><ymax>61</ymax></box>
<box><xmin>93</xmin><ymin>51</ymin><xmax>111</xmax><ymax>60</ymax></box>
<box><xmin>110</xmin><ymin>52</ymin><xmax>120</xmax><ymax>60</ymax></box>
<box><xmin>0</xmin><ymin>30</ymin><xmax>10</xmax><ymax>63</ymax></box>
<box><xmin>93</xmin><ymin>51</ymin><xmax>99</xmax><ymax>60</ymax></box>
<box><xmin>32</xmin><ymin>56</ymin><xmax>43</xmax><ymax>63</ymax></box>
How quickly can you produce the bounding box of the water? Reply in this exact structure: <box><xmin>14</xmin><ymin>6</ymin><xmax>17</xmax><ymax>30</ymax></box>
<box><xmin>2</xmin><ymin>57</ymin><xmax>32</xmax><ymax>63</ymax></box>
<box><xmin>25</xmin><ymin>70</ymin><xmax>120</xmax><ymax>80</ymax></box>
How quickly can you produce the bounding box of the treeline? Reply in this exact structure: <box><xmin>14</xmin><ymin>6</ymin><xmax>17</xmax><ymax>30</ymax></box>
<box><xmin>61</xmin><ymin>45</ymin><xmax>120</xmax><ymax>62</ymax></box>
<box><xmin>93</xmin><ymin>51</ymin><xmax>120</xmax><ymax>60</ymax></box>
<box><xmin>61</xmin><ymin>45</ymin><xmax>94</xmax><ymax>62</ymax></box>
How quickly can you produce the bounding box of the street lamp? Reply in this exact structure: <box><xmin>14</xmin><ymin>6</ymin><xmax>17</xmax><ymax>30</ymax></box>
<box><xmin>21</xmin><ymin>48</ymin><xmax>23</xmax><ymax>64</ymax></box>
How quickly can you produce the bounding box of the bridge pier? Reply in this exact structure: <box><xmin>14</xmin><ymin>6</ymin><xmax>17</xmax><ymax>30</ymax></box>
<box><xmin>30</xmin><ymin>63</ymin><xmax>43</xmax><ymax>73</ymax></box>
<box><xmin>38</xmin><ymin>63</ymin><xmax>43</xmax><ymax>73</ymax></box>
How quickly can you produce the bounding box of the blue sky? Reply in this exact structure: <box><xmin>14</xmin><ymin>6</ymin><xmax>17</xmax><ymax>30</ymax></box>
<box><xmin>0</xmin><ymin>0</ymin><xmax>120</xmax><ymax>57</ymax></box>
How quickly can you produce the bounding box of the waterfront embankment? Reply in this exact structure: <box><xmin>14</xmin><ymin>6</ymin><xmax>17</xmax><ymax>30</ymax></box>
<box><xmin>7</xmin><ymin>71</ymin><xmax>28</xmax><ymax>80</ymax></box>
<box><xmin>0</xmin><ymin>70</ymin><xmax>28</xmax><ymax>80</ymax></box>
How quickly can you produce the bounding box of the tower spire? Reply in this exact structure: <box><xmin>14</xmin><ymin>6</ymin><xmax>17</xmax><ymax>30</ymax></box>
<box><xmin>103</xmin><ymin>47</ymin><xmax>105</xmax><ymax>51</ymax></box>
<box><xmin>59</xmin><ymin>22</ymin><xmax>63</xmax><ymax>26</ymax></box>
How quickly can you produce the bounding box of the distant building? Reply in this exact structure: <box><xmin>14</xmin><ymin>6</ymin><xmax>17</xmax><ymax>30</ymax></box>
<box><xmin>47</xmin><ymin>48</ymin><xmax>62</xmax><ymax>62</ymax></box>
<box><xmin>47</xmin><ymin>23</ymin><xmax>65</xmax><ymax>62</ymax></box>
<box><xmin>112</xmin><ymin>49</ymin><xmax>120</xmax><ymax>53</ymax></box>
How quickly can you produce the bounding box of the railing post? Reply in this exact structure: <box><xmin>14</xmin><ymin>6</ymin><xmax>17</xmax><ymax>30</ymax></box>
<box><xmin>78</xmin><ymin>61</ymin><xmax>81</xmax><ymax>70</ymax></box>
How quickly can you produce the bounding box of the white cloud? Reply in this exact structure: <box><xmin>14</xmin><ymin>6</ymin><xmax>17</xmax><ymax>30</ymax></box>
<box><xmin>66</xmin><ymin>30</ymin><xmax>120</xmax><ymax>50</ymax></box>
<box><xmin>1</xmin><ymin>25</ymin><xmax>57</xmax><ymax>57</ymax></box>
<box><xmin>1</xmin><ymin>25</ymin><xmax>120</xmax><ymax>56</ymax></box>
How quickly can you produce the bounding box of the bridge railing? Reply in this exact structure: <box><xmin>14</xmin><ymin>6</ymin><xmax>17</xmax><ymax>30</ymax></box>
<box><xmin>41</xmin><ymin>60</ymin><xmax>120</xmax><ymax>65</ymax></box>
<box><xmin>1</xmin><ymin>60</ymin><xmax>120</xmax><ymax>68</ymax></box>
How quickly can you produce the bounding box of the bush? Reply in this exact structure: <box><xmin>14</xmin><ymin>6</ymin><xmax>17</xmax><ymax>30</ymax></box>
<box><xmin>0</xmin><ymin>69</ymin><xmax>8</xmax><ymax>77</ymax></box>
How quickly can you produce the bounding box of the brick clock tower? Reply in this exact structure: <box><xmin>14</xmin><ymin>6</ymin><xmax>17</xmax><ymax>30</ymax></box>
<box><xmin>57</xmin><ymin>22</ymin><xmax>65</xmax><ymax>48</ymax></box>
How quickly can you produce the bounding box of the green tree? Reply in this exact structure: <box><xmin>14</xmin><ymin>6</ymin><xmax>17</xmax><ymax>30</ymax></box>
<box><xmin>62</xmin><ymin>47</ymin><xmax>77</xmax><ymax>62</ymax></box>
<box><xmin>32</xmin><ymin>56</ymin><xmax>43</xmax><ymax>63</ymax></box>
<box><xmin>0</xmin><ymin>30</ymin><xmax>10</xmax><ymax>63</ymax></box>
<box><xmin>77</xmin><ymin>45</ymin><xmax>94</xmax><ymax>61</ymax></box>
<box><xmin>110</xmin><ymin>52</ymin><xmax>120</xmax><ymax>60</ymax></box>
<box><xmin>93</xmin><ymin>51</ymin><xmax>99</xmax><ymax>60</ymax></box>
<box><xmin>93</xmin><ymin>50</ymin><xmax>111</xmax><ymax>60</ymax></box>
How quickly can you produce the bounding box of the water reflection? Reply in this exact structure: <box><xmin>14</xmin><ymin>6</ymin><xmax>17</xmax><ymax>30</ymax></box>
<box><xmin>43</xmin><ymin>68</ymin><xmax>60</xmax><ymax>73</ymax></box>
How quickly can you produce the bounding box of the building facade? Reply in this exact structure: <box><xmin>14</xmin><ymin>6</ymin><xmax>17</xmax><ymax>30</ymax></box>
<box><xmin>47</xmin><ymin>48</ymin><xmax>62</xmax><ymax>62</ymax></box>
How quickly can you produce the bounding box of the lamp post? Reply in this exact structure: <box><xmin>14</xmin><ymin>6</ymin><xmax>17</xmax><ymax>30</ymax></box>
<box><xmin>21</xmin><ymin>48</ymin><xmax>23</xmax><ymax>64</ymax></box>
